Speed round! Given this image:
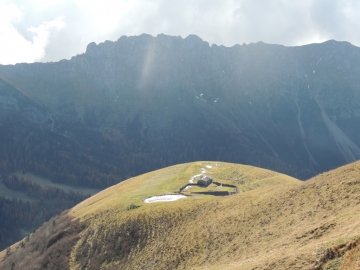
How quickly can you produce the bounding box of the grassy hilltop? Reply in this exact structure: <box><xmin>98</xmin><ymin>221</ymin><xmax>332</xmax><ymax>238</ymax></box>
<box><xmin>2</xmin><ymin>161</ymin><xmax>360</xmax><ymax>269</ymax></box>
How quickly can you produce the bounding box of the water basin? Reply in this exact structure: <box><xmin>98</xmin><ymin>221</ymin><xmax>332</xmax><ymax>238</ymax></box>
<box><xmin>144</xmin><ymin>194</ymin><xmax>187</xmax><ymax>203</ymax></box>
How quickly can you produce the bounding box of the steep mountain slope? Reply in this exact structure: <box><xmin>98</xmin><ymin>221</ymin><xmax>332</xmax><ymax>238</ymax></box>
<box><xmin>0</xmin><ymin>77</ymin><xmax>128</xmax><ymax>189</ymax></box>
<box><xmin>2</xmin><ymin>161</ymin><xmax>360</xmax><ymax>269</ymax></box>
<box><xmin>0</xmin><ymin>77</ymin><xmax>123</xmax><ymax>249</ymax></box>
<box><xmin>1</xmin><ymin>35</ymin><xmax>360</xmax><ymax>183</ymax></box>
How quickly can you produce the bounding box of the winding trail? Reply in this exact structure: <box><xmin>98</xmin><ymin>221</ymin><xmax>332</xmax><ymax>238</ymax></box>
<box><xmin>189</xmin><ymin>174</ymin><xmax>203</xmax><ymax>183</ymax></box>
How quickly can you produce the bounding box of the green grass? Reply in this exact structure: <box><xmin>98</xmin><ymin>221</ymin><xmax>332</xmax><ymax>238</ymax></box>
<box><xmin>325</xmin><ymin>257</ymin><xmax>343</xmax><ymax>270</ymax></box>
<box><xmin>182</xmin><ymin>183</ymin><xmax>235</xmax><ymax>194</ymax></box>
<box><xmin>324</xmin><ymin>237</ymin><xmax>353</xmax><ymax>248</ymax></box>
<box><xmin>70</xmin><ymin>161</ymin><xmax>299</xmax><ymax>220</ymax></box>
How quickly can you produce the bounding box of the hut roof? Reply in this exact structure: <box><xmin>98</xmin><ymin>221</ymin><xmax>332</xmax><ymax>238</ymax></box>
<box><xmin>197</xmin><ymin>176</ymin><xmax>213</xmax><ymax>187</ymax></box>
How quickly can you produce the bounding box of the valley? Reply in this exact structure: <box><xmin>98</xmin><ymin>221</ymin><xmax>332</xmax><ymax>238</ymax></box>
<box><xmin>11</xmin><ymin>172</ymin><xmax>99</xmax><ymax>196</ymax></box>
<box><xmin>0</xmin><ymin>181</ymin><xmax>35</xmax><ymax>203</ymax></box>
<box><xmin>1</xmin><ymin>34</ymin><xmax>360</xmax><ymax>268</ymax></box>
<box><xmin>0</xmin><ymin>172</ymin><xmax>95</xmax><ymax>250</ymax></box>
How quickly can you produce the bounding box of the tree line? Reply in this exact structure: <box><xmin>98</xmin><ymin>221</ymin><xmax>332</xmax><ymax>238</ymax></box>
<box><xmin>0</xmin><ymin>175</ymin><xmax>89</xmax><ymax>251</ymax></box>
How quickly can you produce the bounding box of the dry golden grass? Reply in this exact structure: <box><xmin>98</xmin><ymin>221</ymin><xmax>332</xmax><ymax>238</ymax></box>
<box><xmin>67</xmin><ymin>161</ymin><xmax>303</xmax><ymax>269</ymax></box>
<box><xmin>69</xmin><ymin>161</ymin><xmax>298</xmax><ymax>221</ymax></box>
<box><xmin>2</xmin><ymin>160</ymin><xmax>360</xmax><ymax>269</ymax></box>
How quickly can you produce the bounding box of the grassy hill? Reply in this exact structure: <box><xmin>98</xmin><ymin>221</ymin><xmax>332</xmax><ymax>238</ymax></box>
<box><xmin>2</xmin><ymin>161</ymin><xmax>360</xmax><ymax>269</ymax></box>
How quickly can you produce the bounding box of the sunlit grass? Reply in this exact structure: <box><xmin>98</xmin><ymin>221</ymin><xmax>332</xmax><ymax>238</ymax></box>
<box><xmin>4</xmin><ymin>161</ymin><xmax>360</xmax><ymax>269</ymax></box>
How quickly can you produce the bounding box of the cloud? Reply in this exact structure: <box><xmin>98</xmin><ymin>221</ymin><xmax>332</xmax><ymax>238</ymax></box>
<box><xmin>74</xmin><ymin>0</ymin><xmax>140</xmax><ymax>33</ymax></box>
<box><xmin>1</xmin><ymin>0</ymin><xmax>360</xmax><ymax>64</ymax></box>
<box><xmin>0</xmin><ymin>3</ymin><xmax>65</xmax><ymax>64</ymax></box>
<box><xmin>309</xmin><ymin>0</ymin><xmax>360</xmax><ymax>42</ymax></box>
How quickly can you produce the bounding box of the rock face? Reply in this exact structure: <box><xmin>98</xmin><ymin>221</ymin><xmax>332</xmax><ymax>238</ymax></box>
<box><xmin>1</xmin><ymin>34</ymin><xmax>360</xmax><ymax>180</ymax></box>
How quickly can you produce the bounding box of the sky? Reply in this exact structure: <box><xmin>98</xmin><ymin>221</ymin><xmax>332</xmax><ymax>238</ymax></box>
<box><xmin>1</xmin><ymin>0</ymin><xmax>360</xmax><ymax>65</ymax></box>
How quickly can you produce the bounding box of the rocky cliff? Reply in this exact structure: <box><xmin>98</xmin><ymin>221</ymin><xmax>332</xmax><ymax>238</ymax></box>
<box><xmin>1</xmin><ymin>34</ymin><xmax>360</xmax><ymax>181</ymax></box>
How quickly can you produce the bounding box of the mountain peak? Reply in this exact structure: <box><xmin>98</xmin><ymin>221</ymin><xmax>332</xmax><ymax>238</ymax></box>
<box><xmin>85</xmin><ymin>41</ymin><xmax>97</xmax><ymax>54</ymax></box>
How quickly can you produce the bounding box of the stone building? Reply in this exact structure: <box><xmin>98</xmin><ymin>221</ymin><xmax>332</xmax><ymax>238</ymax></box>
<box><xmin>197</xmin><ymin>176</ymin><xmax>213</xmax><ymax>187</ymax></box>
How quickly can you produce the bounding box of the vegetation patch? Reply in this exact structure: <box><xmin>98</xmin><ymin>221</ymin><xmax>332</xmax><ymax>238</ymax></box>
<box><xmin>324</xmin><ymin>257</ymin><xmax>343</xmax><ymax>270</ymax></box>
<box><xmin>126</xmin><ymin>204</ymin><xmax>140</xmax><ymax>211</ymax></box>
<box><xmin>314</xmin><ymin>236</ymin><xmax>360</xmax><ymax>270</ymax></box>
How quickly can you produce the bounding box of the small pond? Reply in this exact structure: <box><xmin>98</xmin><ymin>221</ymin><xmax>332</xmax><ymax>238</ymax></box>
<box><xmin>144</xmin><ymin>194</ymin><xmax>187</xmax><ymax>203</ymax></box>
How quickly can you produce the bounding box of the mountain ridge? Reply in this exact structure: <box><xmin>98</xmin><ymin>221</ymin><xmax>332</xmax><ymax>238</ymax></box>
<box><xmin>1</xmin><ymin>34</ymin><xmax>360</xmax><ymax>180</ymax></box>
